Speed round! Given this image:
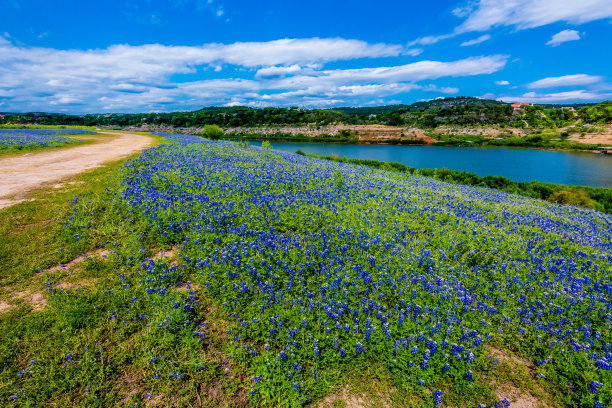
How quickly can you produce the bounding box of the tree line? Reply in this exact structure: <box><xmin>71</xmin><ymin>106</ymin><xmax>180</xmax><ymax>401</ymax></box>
<box><xmin>2</xmin><ymin>98</ymin><xmax>610</xmax><ymax>129</ymax></box>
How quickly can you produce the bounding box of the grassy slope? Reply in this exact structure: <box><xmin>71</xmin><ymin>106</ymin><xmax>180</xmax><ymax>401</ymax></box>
<box><xmin>0</xmin><ymin>139</ymin><xmax>608</xmax><ymax>407</ymax></box>
<box><xmin>0</xmin><ymin>134</ymin><xmax>168</xmax><ymax>407</ymax></box>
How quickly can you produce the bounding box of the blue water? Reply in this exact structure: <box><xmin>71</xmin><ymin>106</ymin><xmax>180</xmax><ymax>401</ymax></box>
<box><xmin>270</xmin><ymin>142</ymin><xmax>612</xmax><ymax>188</ymax></box>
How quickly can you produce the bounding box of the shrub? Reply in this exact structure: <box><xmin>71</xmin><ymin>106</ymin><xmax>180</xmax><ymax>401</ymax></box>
<box><xmin>547</xmin><ymin>189</ymin><xmax>597</xmax><ymax>209</ymax></box>
<box><xmin>201</xmin><ymin>124</ymin><xmax>223</xmax><ymax>140</ymax></box>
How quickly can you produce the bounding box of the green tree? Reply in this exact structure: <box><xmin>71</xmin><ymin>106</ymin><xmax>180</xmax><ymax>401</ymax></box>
<box><xmin>201</xmin><ymin>124</ymin><xmax>223</xmax><ymax>140</ymax></box>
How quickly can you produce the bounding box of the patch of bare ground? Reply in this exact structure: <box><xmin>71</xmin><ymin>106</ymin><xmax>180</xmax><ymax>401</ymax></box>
<box><xmin>8</xmin><ymin>219</ymin><xmax>53</xmax><ymax>236</ymax></box>
<box><xmin>58</xmin><ymin>277</ymin><xmax>98</xmax><ymax>290</ymax></box>
<box><xmin>318</xmin><ymin>383</ymin><xmax>394</xmax><ymax>408</ymax></box>
<box><xmin>52</xmin><ymin>180</ymin><xmax>85</xmax><ymax>189</ymax></box>
<box><xmin>0</xmin><ymin>248</ymin><xmax>112</xmax><ymax>314</ymax></box>
<box><xmin>432</xmin><ymin>125</ymin><xmax>524</xmax><ymax>138</ymax></box>
<box><xmin>13</xmin><ymin>290</ymin><xmax>47</xmax><ymax>311</ymax></box>
<box><xmin>489</xmin><ymin>347</ymin><xmax>533</xmax><ymax>369</ymax></box>
<box><xmin>43</xmin><ymin>248</ymin><xmax>111</xmax><ymax>274</ymax></box>
<box><xmin>496</xmin><ymin>389</ymin><xmax>551</xmax><ymax>408</ymax></box>
<box><xmin>487</xmin><ymin>347</ymin><xmax>553</xmax><ymax>408</ymax></box>
<box><xmin>149</xmin><ymin>246</ymin><xmax>179</xmax><ymax>265</ymax></box>
<box><xmin>568</xmin><ymin>125</ymin><xmax>612</xmax><ymax>145</ymax></box>
<box><xmin>196</xmin><ymin>381</ymin><xmax>248</xmax><ymax>407</ymax></box>
<box><xmin>0</xmin><ymin>300</ymin><xmax>13</xmax><ymax>313</ymax></box>
<box><xmin>144</xmin><ymin>394</ymin><xmax>164</xmax><ymax>407</ymax></box>
<box><xmin>118</xmin><ymin>367</ymin><xmax>147</xmax><ymax>406</ymax></box>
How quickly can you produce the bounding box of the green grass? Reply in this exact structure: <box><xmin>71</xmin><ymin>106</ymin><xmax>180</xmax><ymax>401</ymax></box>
<box><xmin>0</xmin><ymin>132</ymin><xmax>229</xmax><ymax>407</ymax></box>
<box><xmin>0</xmin><ymin>132</ymin><xmax>163</xmax><ymax>290</ymax></box>
<box><xmin>0</xmin><ymin>135</ymin><xmax>604</xmax><ymax>407</ymax></box>
<box><xmin>0</xmin><ymin>125</ymin><xmax>98</xmax><ymax>130</ymax></box>
<box><xmin>0</xmin><ymin>132</ymin><xmax>112</xmax><ymax>158</ymax></box>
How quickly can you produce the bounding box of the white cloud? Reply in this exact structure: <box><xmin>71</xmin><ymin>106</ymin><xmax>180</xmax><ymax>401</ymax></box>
<box><xmin>455</xmin><ymin>0</ymin><xmax>612</xmax><ymax>33</ymax></box>
<box><xmin>268</xmin><ymin>55</ymin><xmax>507</xmax><ymax>90</ymax></box>
<box><xmin>499</xmin><ymin>89</ymin><xmax>612</xmax><ymax>103</ymax></box>
<box><xmin>408</xmin><ymin>34</ymin><xmax>455</xmax><ymax>47</ymax></box>
<box><xmin>403</xmin><ymin>48</ymin><xmax>424</xmax><ymax>56</ymax></box>
<box><xmin>460</xmin><ymin>34</ymin><xmax>491</xmax><ymax>46</ymax></box>
<box><xmin>410</xmin><ymin>0</ymin><xmax>611</xmax><ymax>47</ymax></box>
<box><xmin>495</xmin><ymin>80</ymin><xmax>510</xmax><ymax>85</ymax></box>
<box><xmin>255</xmin><ymin>64</ymin><xmax>304</xmax><ymax>78</ymax></box>
<box><xmin>526</xmin><ymin>74</ymin><xmax>603</xmax><ymax>88</ymax></box>
<box><xmin>546</xmin><ymin>29</ymin><xmax>581</xmax><ymax>46</ymax></box>
<box><xmin>0</xmin><ymin>36</ymin><xmax>507</xmax><ymax>112</ymax></box>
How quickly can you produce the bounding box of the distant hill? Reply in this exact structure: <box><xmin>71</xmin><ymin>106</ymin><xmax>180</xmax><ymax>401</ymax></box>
<box><xmin>541</xmin><ymin>102</ymin><xmax>600</xmax><ymax>109</ymax></box>
<box><xmin>1</xmin><ymin>99</ymin><xmax>610</xmax><ymax>128</ymax></box>
<box><xmin>405</xmin><ymin>96</ymin><xmax>506</xmax><ymax>111</ymax></box>
<box><xmin>328</xmin><ymin>97</ymin><xmax>504</xmax><ymax>116</ymax></box>
<box><xmin>326</xmin><ymin>105</ymin><xmax>411</xmax><ymax>116</ymax></box>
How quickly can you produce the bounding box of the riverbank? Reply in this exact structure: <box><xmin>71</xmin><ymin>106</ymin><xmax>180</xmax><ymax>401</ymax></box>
<box><xmin>107</xmin><ymin>123</ymin><xmax>611</xmax><ymax>152</ymax></box>
<box><xmin>227</xmin><ymin>133</ymin><xmax>606</xmax><ymax>152</ymax></box>
<box><xmin>300</xmin><ymin>151</ymin><xmax>612</xmax><ymax>213</ymax></box>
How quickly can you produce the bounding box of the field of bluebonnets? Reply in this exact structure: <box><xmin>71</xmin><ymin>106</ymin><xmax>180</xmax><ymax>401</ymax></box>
<box><xmin>0</xmin><ymin>128</ymin><xmax>93</xmax><ymax>153</ymax></box>
<box><xmin>3</xmin><ymin>132</ymin><xmax>612</xmax><ymax>407</ymax></box>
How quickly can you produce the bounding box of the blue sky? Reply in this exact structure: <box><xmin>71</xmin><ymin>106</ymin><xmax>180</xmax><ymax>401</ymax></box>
<box><xmin>1</xmin><ymin>0</ymin><xmax>611</xmax><ymax>113</ymax></box>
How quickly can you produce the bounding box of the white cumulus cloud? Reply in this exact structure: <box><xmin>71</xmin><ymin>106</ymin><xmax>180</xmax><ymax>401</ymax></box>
<box><xmin>495</xmin><ymin>80</ymin><xmax>510</xmax><ymax>85</ymax></box>
<box><xmin>0</xmin><ymin>36</ymin><xmax>508</xmax><ymax>112</ymax></box>
<box><xmin>546</xmin><ymin>29</ymin><xmax>581</xmax><ymax>46</ymax></box>
<box><xmin>526</xmin><ymin>74</ymin><xmax>603</xmax><ymax>88</ymax></box>
<box><xmin>455</xmin><ymin>0</ymin><xmax>612</xmax><ymax>32</ymax></box>
<box><xmin>500</xmin><ymin>90</ymin><xmax>612</xmax><ymax>103</ymax></box>
<box><xmin>410</xmin><ymin>0</ymin><xmax>611</xmax><ymax>46</ymax></box>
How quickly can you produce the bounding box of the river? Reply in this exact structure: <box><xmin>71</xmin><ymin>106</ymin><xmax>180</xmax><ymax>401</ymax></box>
<box><xmin>270</xmin><ymin>142</ymin><xmax>612</xmax><ymax>188</ymax></box>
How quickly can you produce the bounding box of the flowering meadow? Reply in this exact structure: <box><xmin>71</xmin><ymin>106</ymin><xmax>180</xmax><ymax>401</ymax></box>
<box><xmin>3</xmin><ymin>133</ymin><xmax>612</xmax><ymax>407</ymax></box>
<box><xmin>0</xmin><ymin>128</ymin><xmax>93</xmax><ymax>152</ymax></box>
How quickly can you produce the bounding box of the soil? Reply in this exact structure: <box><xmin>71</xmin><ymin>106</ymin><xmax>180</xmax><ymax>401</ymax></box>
<box><xmin>432</xmin><ymin>125</ymin><xmax>525</xmax><ymax>138</ymax></box>
<box><xmin>318</xmin><ymin>384</ymin><xmax>393</xmax><ymax>408</ymax></box>
<box><xmin>0</xmin><ymin>131</ymin><xmax>154</xmax><ymax>209</ymax></box>
<box><xmin>0</xmin><ymin>301</ymin><xmax>12</xmax><ymax>313</ymax></box>
<box><xmin>43</xmin><ymin>248</ymin><xmax>110</xmax><ymax>274</ymax></box>
<box><xmin>568</xmin><ymin>125</ymin><xmax>612</xmax><ymax>145</ymax></box>
<box><xmin>488</xmin><ymin>347</ymin><xmax>553</xmax><ymax>408</ymax></box>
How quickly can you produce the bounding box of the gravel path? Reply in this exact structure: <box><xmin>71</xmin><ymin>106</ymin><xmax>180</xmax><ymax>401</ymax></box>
<box><xmin>0</xmin><ymin>131</ymin><xmax>154</xmax><ymax>209</ymax></box>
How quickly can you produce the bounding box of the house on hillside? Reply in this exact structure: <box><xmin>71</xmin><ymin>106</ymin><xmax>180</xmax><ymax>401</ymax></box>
<box><xmin>562</xmin><ymin>107</ymin><xmax>576</xmax><ymax>112</ymax></box>
<box><xmin>511</xmin><ymin>102</ymin><xmax>533</xmax><ymax>110</ymax></box>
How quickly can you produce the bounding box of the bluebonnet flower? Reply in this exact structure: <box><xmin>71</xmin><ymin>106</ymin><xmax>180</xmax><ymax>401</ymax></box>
<box><xmin>356</xmin><ymin>343</ymin><xmax>364</xmax><ymax>355</ymax></box>
<box><xmin>293</xmin><ymin>382</ymin><xmax>301</xmax><ymax>393</ymax></box>
<box><xmin>433</xmin><ymin>389</ymin><xmax>442</xmax><ymax>408</ymax></box>
<box><xmin>589</xmin><ymin>381</ymin><xmax>603</xmax><ymax>393</ymax></box>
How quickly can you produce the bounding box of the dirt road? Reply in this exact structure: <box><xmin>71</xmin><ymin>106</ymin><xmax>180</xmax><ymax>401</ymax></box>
<box><xmin>0</xmin><ymin>131</ymin><xmax>154</xmax><ymax>209</ymax></box>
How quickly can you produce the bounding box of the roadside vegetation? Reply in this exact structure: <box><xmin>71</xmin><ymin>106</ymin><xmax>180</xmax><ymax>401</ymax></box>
<box><xmin>0</xmin><ymin>128</ymin><xmax>98</xmax><ymax>157</ymax></box>
<box><xmin>1</xmin><ymin>134</ymin><xmax>610</xmax><ymax>407</ymax></box>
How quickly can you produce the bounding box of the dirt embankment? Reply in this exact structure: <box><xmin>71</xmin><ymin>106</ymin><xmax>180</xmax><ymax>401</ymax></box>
<box><xmin>568</xmin><ymin>124</ymin><xmax>612</xmax><ymax>145</ymax></box>
<box><xmin>0</xmin><ymin>131</ymin><xmax>154</xmax><ymax>209</ymax></box>
<box><xmin>107</xmin><ymin>123</ymin><xmax>612</xmax><ymax>146</ymax></box>
<box><xmin>114</xmin><ymin>124</ymin><xmax>438</xmax><ymax>144</ymax></box>
<box><xmin>227</xmin><ymin>124</ymin><xmax>439</xmax><ymax>143</ymax></box>
<box><xmin>431</xmin><ymin>125</ymin><xmax>526</xmax><ymax>138</ymax></box>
